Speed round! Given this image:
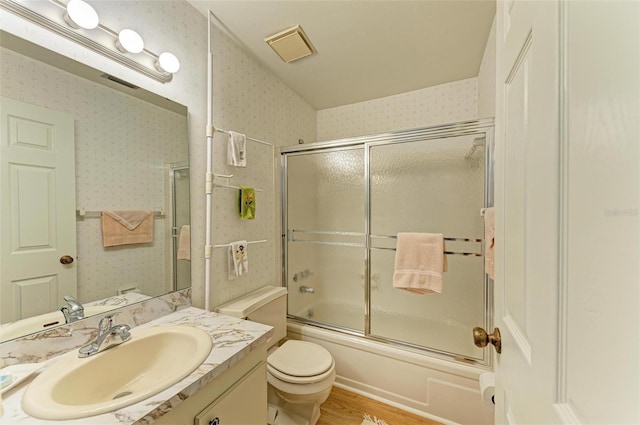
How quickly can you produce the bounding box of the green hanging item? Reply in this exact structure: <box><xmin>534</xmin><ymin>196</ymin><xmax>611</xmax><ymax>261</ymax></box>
<box><xmin>239</xmin><ymin>186</ymin><xmax>256</xmax><ymax>220</ymax></box>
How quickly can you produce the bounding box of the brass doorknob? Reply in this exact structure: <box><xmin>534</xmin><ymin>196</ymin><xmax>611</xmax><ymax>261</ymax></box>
<box><xmin>60</xmin><ymin>255</ymin><xmax>74</xmax><ymax>265</ymax></box>
<box><xmin>473</xmin><ymin>326</ymin><xmax>501</xmax><ymax>353</ymax></box>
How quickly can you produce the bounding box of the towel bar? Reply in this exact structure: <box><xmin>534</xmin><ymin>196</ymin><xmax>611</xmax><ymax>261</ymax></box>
<box><xmin>370</xmin><ymin>246</ymin><xmax>482</xmax><ymax>257</ymax></box>
<box><xmin>289</xmin><ymin>229</ymin><xmax>483</xmax><ymax>243</ymax></box>
<box><xmin>213</xmin><ymin>240</ymin><xmax>267</xmax><ymax>248</ymax></box>
<box><xmin>287</xmin><ymin>230</ymin><xmax>483</xmax><ymax>256</ymax></box>
<box><xmin>76</xmin><ymin>209</ymin><xmax>164</xmax><ymax>219</ymax></box>
<box><xmin>212</xmin><ymin>126</ymin><xmax>273</xmax><ymax>146</ymax></box>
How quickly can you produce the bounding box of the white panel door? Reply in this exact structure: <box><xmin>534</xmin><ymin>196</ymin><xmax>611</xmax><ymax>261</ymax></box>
<box><xmin>0</xmin><ymin>97</ymin><xmax>77</xmax><ymax>323</ymax></box>
<box><xmin>494</xmin><ymin>0</ymin><xmax>561</xmax><ymax>423</ymax></box>
<box><xmin>558</xmin><ymin>2</ymin><xmax>639</xmax><ymax>423</ymax></box>
<box><xmin>494</xmin><ymin>1</ymin><xmax>640</xmax><ymax>424</ymax></box>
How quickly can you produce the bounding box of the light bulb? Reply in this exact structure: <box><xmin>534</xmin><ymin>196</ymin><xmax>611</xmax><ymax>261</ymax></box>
<box><xmin>64</xmin><ymin>0</ymin><xmax>99</xmax><ymax>30</ymax></box>
<box><xmin>156</xmin><ymin>52</ymin><xmax>180</xmax><ymax>74</ymax></box>
<box><xmin>116</xmin><ymin>29</ymin><xmax>144</xmax><ymax>54</ymax></box>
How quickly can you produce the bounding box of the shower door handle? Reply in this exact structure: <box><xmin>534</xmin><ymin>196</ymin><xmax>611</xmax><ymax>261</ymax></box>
<box><xmin>473</xmin><ymin>326</ymin><xmax>501</xmax><ymax>354</ymax></box>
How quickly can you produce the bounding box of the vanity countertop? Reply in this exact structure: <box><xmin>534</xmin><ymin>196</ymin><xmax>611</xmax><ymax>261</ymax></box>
<box><xmin>0</xmin><ymin>307</ymin><xmax>272</xmax><ymax>424</ymax></box>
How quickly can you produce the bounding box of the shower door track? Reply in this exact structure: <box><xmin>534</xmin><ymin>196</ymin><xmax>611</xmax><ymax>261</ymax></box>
<box><xmin>281</xmin><ymin>118</ymin><xmax>495</xmax><ymax>366</ymax></box>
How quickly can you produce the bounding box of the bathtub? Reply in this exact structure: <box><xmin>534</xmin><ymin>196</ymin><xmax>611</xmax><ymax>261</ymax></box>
<box><xmin>287</xmin><ymin>319</ymin><xmax>494</xmax><ymax>425</ymax></box>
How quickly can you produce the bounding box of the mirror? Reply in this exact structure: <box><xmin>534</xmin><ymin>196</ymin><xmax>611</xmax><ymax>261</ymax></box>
<box><xmin>0</xmin><ymin>31</ymin><xmax>191</xmax><ymax>341</ymax></box>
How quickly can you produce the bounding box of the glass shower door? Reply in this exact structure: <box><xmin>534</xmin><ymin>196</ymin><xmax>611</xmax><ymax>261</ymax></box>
<box><xmin>285</xmin><ymin>148</ymin><xmax>365</xmax><ymax>332</ymax></box>
<box><xmin>172</xmin><ymin>166</ymin><xmax>191</xmax><ymax>291</ymax></box>
<box><xmin>368</xmin><ymin>135</ymin><xmax>487</xmax><ymax>360</ymax></box>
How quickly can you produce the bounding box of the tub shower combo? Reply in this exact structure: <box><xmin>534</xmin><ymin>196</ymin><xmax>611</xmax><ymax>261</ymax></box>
<box><xmin>281</xmin><ymin>119</ymin><xmax>494</xmax><ymax>369</ymax></box>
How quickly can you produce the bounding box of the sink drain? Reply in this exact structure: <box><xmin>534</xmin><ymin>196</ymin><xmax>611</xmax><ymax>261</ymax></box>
<box><xmin>113</xmin><ymin>391</ymin><xmax>133</xmax><ymax>399</ymax></box>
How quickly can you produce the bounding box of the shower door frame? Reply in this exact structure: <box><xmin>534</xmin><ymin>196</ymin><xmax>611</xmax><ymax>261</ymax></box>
<box><xmin>281</xmin><ymin>118</ymin><xmax>495</xmax><ymax>366</ymax></box>
<box><xmin>169</xmin><ymin>162</ymin><xmax>190</xmax><ymax>292</ymax></box>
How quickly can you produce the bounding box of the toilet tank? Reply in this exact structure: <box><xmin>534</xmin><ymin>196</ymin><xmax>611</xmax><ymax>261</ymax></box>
<box><xmin>216</xmin><ymin>286</ymin><xmax>288</xmax><ymax>347</ymax></box>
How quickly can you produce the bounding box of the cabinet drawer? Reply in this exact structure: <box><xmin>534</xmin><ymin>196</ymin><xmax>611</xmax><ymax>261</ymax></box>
<box><xmin>195</xmin><ymin>361</ymin><xmax>267</xmax><ymax>425</ymax></box>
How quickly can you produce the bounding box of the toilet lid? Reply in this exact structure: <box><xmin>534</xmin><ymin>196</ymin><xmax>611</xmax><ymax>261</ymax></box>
<box><xmin>268</xmin><ymin>340</ymin><xmax>333</xmax><ymax>377</ymax></box>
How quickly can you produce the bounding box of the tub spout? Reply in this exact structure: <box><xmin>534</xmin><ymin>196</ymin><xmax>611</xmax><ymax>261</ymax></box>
<box><xmin>299</xmin><ymin>285</ymin><xmax>315</xmax><ymax>294</ymax></box>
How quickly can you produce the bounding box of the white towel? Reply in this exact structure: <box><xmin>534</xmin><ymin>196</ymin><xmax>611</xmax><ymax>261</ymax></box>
<box><xmin>392</xmin><ymin>232</ymin><xmax>447</xmax><ymax>294</ymax></box>
<box><xmin>177</xmin><ymin>225</ymin><xmax>190</xmax><ymax>261</ymax></box>
<box><xmin>227</xmin><ymin>131</ymin><xmax>247</xmax><ymax>167</ymax></box>
<box><xmin>484</xmin><ymin>207</ymin><xmax>495</xmax><ymax>280</ymax></box>
<box><xmin>227</xmin><ymin>240</ymin><xmax>248</xmax><ymax>280</ymax></box>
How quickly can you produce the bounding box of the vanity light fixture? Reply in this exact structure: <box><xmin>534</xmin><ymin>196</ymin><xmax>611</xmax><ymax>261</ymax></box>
<box><xmin>63</xmin><ymin>0</ymin><xmax>99</xmax><ymax>30</ymax></box>
<box><xmin>156</xmin><ymin>52</ymin><xmax>180</xmax><ymax>73</ymax></box>
<box><xmin>0</xmin><ymin>0</ymin><xmax>181</xmax><ymax>82</ymax></box>
<box><xmin>116</xmin><ymin>29</ymin><xmax>144</xmax><ymax>54</ymax></box>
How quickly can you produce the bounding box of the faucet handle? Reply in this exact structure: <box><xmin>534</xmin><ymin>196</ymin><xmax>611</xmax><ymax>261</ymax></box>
<box><xmin>97</xmin><ymin>313</ymin><xmax>118</xmax><ymax>334</ymax></box>
<box><xmin>61</xmin><ymin>295</ymin><xmax>84</xmax><ymax>323</ymax></box>
<box><xmin>63</xmin><ymin>295</ymin><xmax>82</xmax><ymax>309</ymax></box>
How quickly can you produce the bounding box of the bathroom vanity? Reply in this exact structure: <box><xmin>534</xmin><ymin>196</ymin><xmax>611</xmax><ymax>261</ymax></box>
<box><xmin>0</xmin><ymin>307</ymin><xmax>272</xmax><ymax>424</ymax></box>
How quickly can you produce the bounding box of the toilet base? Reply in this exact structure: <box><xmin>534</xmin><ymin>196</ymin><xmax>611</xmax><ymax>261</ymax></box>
<box><xmin>268</xmin><ymin>386</ymin><xmax>330</xmax><ymax>425</ymax></box>
<box><xmin>267</xmin><ymin>403</ymin><xmax>309</xmax><ymax>425</ymax></box>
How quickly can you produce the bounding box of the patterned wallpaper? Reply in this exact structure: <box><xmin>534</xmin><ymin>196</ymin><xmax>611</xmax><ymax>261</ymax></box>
<box><xmin>1</xmin><ymin>47</ymin><xmax>189</xmax><ymax>301</ymax></box>
<box><xmin>209</xmin><ymin>24</ymin><xmax>317</xmax><ymax>309</ymax></box>
<box><xmin>317</xmin><ymin>78</ymin><xmax>479</xmax><ymax>141</ymax></box>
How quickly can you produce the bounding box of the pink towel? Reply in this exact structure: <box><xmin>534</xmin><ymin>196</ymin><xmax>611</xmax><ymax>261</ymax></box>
<box><xmin>101</xmin><ymin>211</ymin><xmax>153</xmax><ymax>247</ymax></box>
<box><xmin>484</xmin><ymin>207</ymin><xmax>495</xmax><ymax>279</ymax></box>
<box><xmin>393</xmin><ymin>232</ymin><xmax>448</xmax><ymax>295</ymax></box>
<box><xmin>177</xmin><ymin>225</ymin><xmax>190</xmax><ymax>260</ymax></box>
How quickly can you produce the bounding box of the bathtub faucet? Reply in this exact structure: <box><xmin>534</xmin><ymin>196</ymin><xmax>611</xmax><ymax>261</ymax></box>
<box><xmin>293</xmin><ymin>268</ymin><xmax>313</xmax><ymax>282</ymax></box>
<box><xmin>299</xmin><ymin>285</ymin><xmax>315</xmax><ymax>294</ymax></box>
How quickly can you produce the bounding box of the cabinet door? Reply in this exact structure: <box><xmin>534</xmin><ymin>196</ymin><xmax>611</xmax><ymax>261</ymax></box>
<box><xmin>195</xmin><ymin>362</ymin><xmax>267</xmax><ymax>425</ymax></box>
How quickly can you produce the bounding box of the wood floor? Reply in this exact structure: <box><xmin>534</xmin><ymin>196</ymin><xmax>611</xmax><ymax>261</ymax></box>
<box><xmin>316</xmin><ymin>386</ymin><xmax>441</xmax><ymax>425</ymax></box>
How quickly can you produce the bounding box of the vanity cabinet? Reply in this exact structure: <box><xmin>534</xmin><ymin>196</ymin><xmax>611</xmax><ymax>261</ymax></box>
<box><xmin>153</xmin><ymin>345</ymin><xmax>267</xmax><ymax>425</ymax></box>
<box><xmin>195</xmin><ymin>362</ymin><xmax>266</xmax><ymax>425</ymax></box>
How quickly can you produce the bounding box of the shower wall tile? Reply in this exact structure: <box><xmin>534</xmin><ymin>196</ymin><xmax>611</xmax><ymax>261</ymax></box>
<box><xmin>478</xmin><ymin>16</ymin><xmax>497</xmax><ymax>119</ymax></box>
<box><xmin>209</xmin><ymin>25</ymin><xmax>317</xmax><ymax>310</ymax></box>
<box><xmin>1</xmin><ymin>47</ymin><xmax>188</xmax><ymax>301</ymax></box>
<box><xmin>317</xmin><ymin>78</ymin><xmax>479</xmax><ymax>141</ymax></box>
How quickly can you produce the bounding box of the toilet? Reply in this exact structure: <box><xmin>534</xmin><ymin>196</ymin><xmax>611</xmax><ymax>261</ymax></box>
<box><xmin>216</xmin><ymin>286</ymin><xmax>335</xmax><ymax>425</ymax></box>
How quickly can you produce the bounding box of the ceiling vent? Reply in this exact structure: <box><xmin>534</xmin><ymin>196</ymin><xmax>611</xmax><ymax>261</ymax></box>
<box><xmin>265</xmin><ymin>25</ymin><xmax>316</xmax><ymax>63</ymax></box>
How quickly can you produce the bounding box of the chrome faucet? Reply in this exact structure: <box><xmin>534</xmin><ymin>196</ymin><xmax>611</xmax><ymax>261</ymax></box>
<box><xmin>299</xmin><ymin>285</ymin><xmax>315</xmax><ymax>294</ymax></box>
<box><xmin>60</xmin><ymin>295</ymin><xmax>84</xmax><ymax>323</ymax></box>
<box><xmin>78</xmin><ymin>314</ymin><xmax>131</xmax><ymax>358</ymax></box>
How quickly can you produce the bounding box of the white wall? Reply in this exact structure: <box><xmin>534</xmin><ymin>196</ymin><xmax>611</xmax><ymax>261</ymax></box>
<box><xmin>0</xmin><ymin>0</ymin><xmax>208</xmax><ymax>306</ymax></box>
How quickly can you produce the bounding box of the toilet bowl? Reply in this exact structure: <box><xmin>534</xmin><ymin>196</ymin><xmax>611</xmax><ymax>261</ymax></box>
<box><xmin>216</xmin><ymin>286</ymin><xmax>335</xmax><ymax>425</ymax></box>
<box><xmin>266</xmin><ymin>340</ymin><xmax>335</xmax><ymax>425</ymax></box>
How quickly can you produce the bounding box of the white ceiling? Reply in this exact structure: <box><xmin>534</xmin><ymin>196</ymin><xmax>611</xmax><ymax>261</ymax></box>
<box><xmin>188</xmin><ymin>1</ymin><xmax>496</xmax><ymax>110</ymax></box>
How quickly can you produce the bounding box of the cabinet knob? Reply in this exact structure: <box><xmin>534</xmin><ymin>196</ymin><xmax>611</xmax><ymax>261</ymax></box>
<box><xmin>209</xmin><ymin>418</ymin><xmax>220</xmax><ymax>425</ymax></box>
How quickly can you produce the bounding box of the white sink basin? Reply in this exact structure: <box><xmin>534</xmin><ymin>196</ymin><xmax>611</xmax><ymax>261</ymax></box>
<box><xmin>0</xmin><ymin>305</ymin><xmax>116</xmax><ymax>343</ymax></box>
<box><xmin>22</xmin><ymin>325</ymin><xmax>213</xmax><ymax>420</ymax></box>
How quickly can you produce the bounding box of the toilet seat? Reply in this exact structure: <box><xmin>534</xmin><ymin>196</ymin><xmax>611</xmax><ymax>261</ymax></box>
<box><xmin>267</xmin><ymin>340</ymin><xmax>334</xmax><ymax>384</ymax></box>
